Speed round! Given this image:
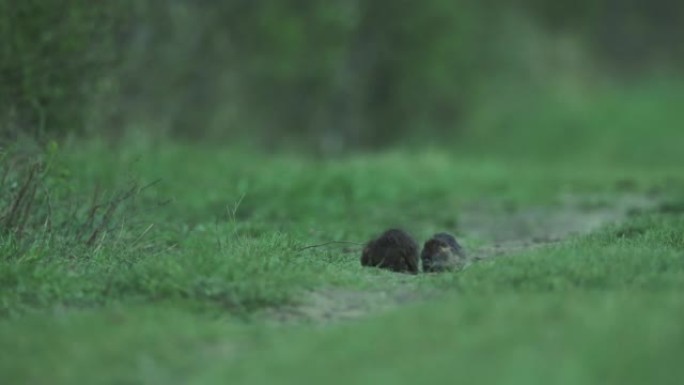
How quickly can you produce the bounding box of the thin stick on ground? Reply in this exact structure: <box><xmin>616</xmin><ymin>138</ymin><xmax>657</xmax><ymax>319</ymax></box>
<box><xmin>76</xmin><ymin>182</ymin><xmax>103</xmax><ymax>242</ymax></box>
<box><xmin>297</xmin><ymin>241</ymin><xmax>364</xmax><ymax>252</ymax></box>
<box><xmin>15</xmin><ymin>173</ymin><xmax>39</xmax><ymax>239</ymax></box>
<box><xmin>133</xmin><ymin>223</ymin><xmax>155</xmax><ymax>247</ymax></box>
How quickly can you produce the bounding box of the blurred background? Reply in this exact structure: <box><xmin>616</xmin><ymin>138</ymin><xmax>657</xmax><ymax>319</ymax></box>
<box><xmin>1</xmin><ymin>0</ymin><xmax>683</xmax><ymax>161</ymax></box>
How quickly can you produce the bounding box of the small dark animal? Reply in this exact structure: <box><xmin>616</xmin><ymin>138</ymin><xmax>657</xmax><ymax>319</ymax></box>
<box><xmin>421</xmin><ymin>232</ymin><xmax>466</xmax><ymax>273</ymax></box>
<box><xmin>361</xmin><ymin>229</ymin><xmax>419</xmax><ymax>274</ymax></box>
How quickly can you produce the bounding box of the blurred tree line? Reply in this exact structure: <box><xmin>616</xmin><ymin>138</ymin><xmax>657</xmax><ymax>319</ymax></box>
<box><xmin>1</xmin><ymin>0</ymin><xmax>682</xmax><ymax>150</ymax></box>
<box><xmin>0</xmin><ymin>0</ymin><xmax>133</xmax><ymax>140</ymax></box>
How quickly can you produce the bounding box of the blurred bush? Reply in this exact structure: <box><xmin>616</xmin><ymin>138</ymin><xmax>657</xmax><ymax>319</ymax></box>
<box><xmin>0</xmin><ymin>0</ymin><xmax>133</xmax><ymax>140</ymax></box>
<box><xmin>112</xmin><ymin>0</ymin><xmax>494</xmax><ymax>151</ymax></box>
<box><xmin>1</xmin><ymin>0</ymin><xmax>682</xmax><ymax>151</ymax></box>
<box><xmin>519</xmin><ymin>0</ymin><xmax>684</xmax><ymax>72</ymax></box>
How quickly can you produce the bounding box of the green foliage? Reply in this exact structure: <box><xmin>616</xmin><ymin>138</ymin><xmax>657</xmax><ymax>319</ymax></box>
<box><xmin>463</xmin><ymin>78</ymin><xmax>684</xmax><ymax>166</ymax></box>
<box><xmin>0</xmin><ymin>0</ymin><xmax>132</xmax><ymax>139</ymax></box>
<box><xmin>116</xmin><ymin>0</ymin><xmax>493</xmax><ymax>148</ymax></box>
<box><xmin>0</xmin><ymin>142</ymin><xmax>154</xmax><ymax>259</ymax></box>
<box><xmin>519</xmin><ymin>0</ymin><xmax>684</xmax><ymax>71</ymax></box>
<box><xmin>2</xmin><ymin>1</ymin><xmax>682</xmax><ymax>148</ymax></box>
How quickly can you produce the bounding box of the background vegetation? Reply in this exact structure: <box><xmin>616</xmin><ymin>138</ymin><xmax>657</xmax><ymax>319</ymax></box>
<box><xmin>2</xmin><ymin>0</ymin><xmax>683</xmax><ymax>150</ymax></box>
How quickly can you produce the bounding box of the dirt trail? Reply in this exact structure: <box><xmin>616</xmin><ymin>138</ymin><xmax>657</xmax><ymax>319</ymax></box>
<box><xmin>462</xmin><ymin>193</ymin><xmax>656</xmax><ymax>260</ymax></box>
<box><xmin>268</xmin><ymin>194</ymin><xmax>657</xmax><ymax>324</ymax></box>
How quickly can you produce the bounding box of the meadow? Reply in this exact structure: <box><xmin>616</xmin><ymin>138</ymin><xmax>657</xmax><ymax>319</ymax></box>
<box><xmin>2</xmin><ymin>80</ymin><xmax>684</xmax><ymax>384</ymax></box>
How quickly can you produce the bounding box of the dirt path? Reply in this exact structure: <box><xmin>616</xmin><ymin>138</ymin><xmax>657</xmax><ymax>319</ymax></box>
<box><xmin>462</xmin><ymin>193</ymin><xmax>656</xmax><ymax>260</ymax></box>
<box><xmin>267</xmin><ymin>194</ymin><xmax>657</xmax><ymax>324</ymax></box>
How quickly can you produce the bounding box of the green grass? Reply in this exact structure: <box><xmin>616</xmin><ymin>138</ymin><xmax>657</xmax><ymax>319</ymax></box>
<box><xmin>4</xmin><ymin>292</ymin><xmax>684</xmax><ymax>385</ymax></box>
<box><xmin>2</xmin><ymin>117</ymin><xmax>684</xmax><ymax>384</ymax></box>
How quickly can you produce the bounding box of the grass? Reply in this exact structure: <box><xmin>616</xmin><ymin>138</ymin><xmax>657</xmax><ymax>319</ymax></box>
<box><xmin>2</xmin><ymin>82</ymin><xmax>684</xmax><ymax>383</ymax></box>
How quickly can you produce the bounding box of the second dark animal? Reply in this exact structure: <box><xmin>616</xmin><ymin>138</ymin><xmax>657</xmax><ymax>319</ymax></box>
<box><xmin>421</xmin><ymin>232</ymin><xmax>466</xmax><ymax>272</ymax></box>
<box><xmin>360</xmin><ymin>229</ymin><xmax>419</xmax><ymax>274</ymax></box>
